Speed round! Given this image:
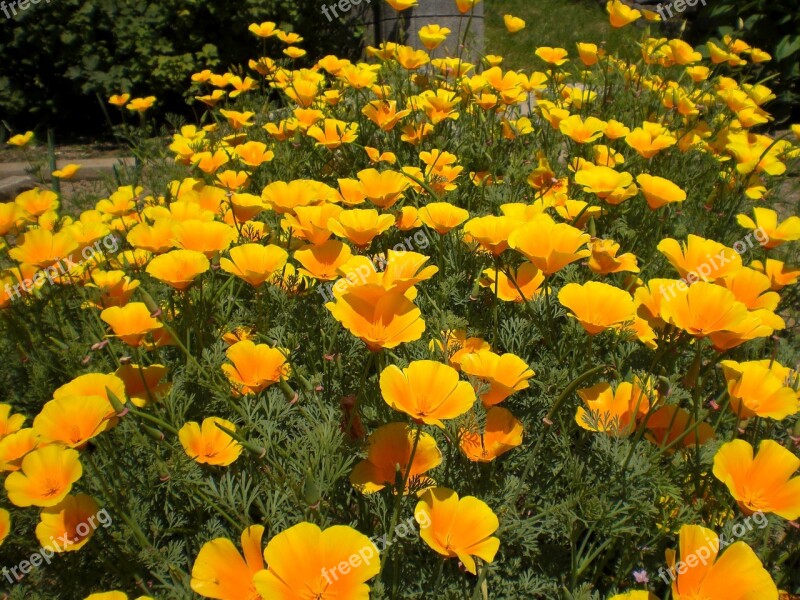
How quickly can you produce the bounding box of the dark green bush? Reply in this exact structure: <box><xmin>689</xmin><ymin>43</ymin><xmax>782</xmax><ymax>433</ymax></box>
<box><xmin>0</xmin><ymin>0</ymin><xmax>363</xmax><ymax>138</ymax></box>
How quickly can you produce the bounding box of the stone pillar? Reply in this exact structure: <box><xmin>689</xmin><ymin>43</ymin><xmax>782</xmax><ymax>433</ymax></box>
<box><xmin>359</xmin><ymin>0</ymin><xmax>484</xmax><ymax>61</ymax></box>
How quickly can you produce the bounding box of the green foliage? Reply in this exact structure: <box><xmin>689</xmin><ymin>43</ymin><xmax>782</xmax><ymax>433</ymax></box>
<box><xmin>0</xmin><ymin>0</ymin><xmax>361</xmax><ymax>137</ymax></box>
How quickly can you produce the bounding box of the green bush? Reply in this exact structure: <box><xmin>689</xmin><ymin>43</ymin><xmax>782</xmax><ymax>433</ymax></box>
<box><xmin>0</xmin><ymin>0</ymin><xmax>362</xmax><ymax>138</ymax></box>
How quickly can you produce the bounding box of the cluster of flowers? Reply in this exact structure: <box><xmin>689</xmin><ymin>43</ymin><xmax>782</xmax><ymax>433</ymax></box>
<box><xmin>1</xmin><ymin>0</ymin><xmax>799</xmax><ymax>597</ymax></box>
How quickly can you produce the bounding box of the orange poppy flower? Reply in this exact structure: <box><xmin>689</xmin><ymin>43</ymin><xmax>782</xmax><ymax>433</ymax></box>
<box><xmin>480</xmin><ymin>263</ymin><xmax>546</xmax><ymax>302</ymax></box>
<box><xmin>636</xmin><ymin>174</ymin><xmax>687</xmax><ymax>209</ymax></box>
<box><xmin>0</xmin><ymin>428</ymin><xmax>39</xmax><ymax>472</ymax></box>
<box><xmin>191</xmin><ymin>525</ymin><xmax>265</xmax><ymax>600</ymax></box>
<box><xmin>558</xmin><ymin>281</ymin><xmax>636</xmax><ymax>335</ymax></box>
<box><xmin>220</xmin><ymin>244</ymin><xmax>289</xmax><ymax>287</ymax></box>
<box><xmin>362</xmin><ymin>101</ymin><xmax>411</xmax><ymax>131</ymax></box>
<box><xmin>0</xmin><ymin>508</ymin><xmax>8</xmax><ymax>546</ymax></box>
<box><xmin>418</xmin><ymin>202</ymin><xmax>469</xmax><ymax>235</ymax></box>
<box><xmin>282</xmin><ymin>204</ymin><xmax>342</xmax><ymax>245</ymax></box>
<box><xmin>414</xmin><ymin>487</ymin><xmax>499</xmax><ymax>575</ymax></box>
<box><xmin>736</xmin><ymin>207</ymin><xmax>800</xmax><ymax>249</ymax></box>
<box><xmin>463</xmin><ymin>215</ymin><xmax>519</xmax><ymax>256</ymax></box>
<box><xmin>587</xmin><ymin>239</ymin><xmax>639</xmax><ymax>274</ymax></box>
<box><xmin>295</xmin><ymin>240</ymin><xmax>353</xmax><ymax>281</ymax></box>
<box><xmin>14</xmin><ymin>188</ymin><xmax>59</xmax><ymax>219</ymax></box>
<box><xmin>574</xmin><ymin>166</ymin><xmax>637</xmax><ymax>205</ymax></box>
<box><xmin>719</xmin><ymin>360</ymin><xmax>799</xmax><ymax>420</ymax></box>
<box><xmin>8</xmin><ymin>228</ymin><xmax>78</xmax><ymax>268</ymax></box>
<box><xmin>33</xmin><ymin>395</ymin><xmax>116</xmax><ymax>448</ymax></box>
<box><xmin>625</xmin><ymin>122</ymin><xmax>676</xmax><ymax>158</ymax></box>
<box><xmin>657</xmin><ymin>235</ymin><xmax>741</xmax><ymax>281</ymax></box>
<box><xmin>172</xmin><ymin>221</ymin><xmax>238</xmax><ymax>257</ymax></box>
<box><xmin>418</xmin><ymin>24</ymin><xmax>451</xmax><ymax>50</ymax></box>
<box><xmin>380</xmin><ymin>360</ymin><xmax>475</xmax><ymax>426</ymax></box>
<box><xmin>146</xmin><ymin>249</ymin><xmax>210</xmax><ymax>290</ymax></box>
<box><xmin>221</xmin><ymin>340</ymin><xmax>291</xmax><ymax>395</ymax></box>
<box><xmin>179</xmin><ymin>417</ymin><xmax>242</xmax><ymax>466</ymax></box>
<box><xmin>0</xmin><ymin>404</ymin><xmax>26</xmax><ymax>440</ymax></box>
<box><xmin>559</xmin><ymin>115</ymin><xmax>605</xmax><ymax>143</ymax></box>
<box><xmin>100</xmin><ymin>303</ymin><xmax>163</xmax><ymax>347</ymax></box>
<box><xmin>751</xmin><ymin>258</ymin><xmax>800</xmax><ymax>291</ymax></box>
<box><xmin>252</xmin><ymin>522</ymin><xmax>380</xmax><ymax>598</ymax></box>
<box><xmin>357</xmin><ymin>168</ymin><xmax>410</xmax><ymax>208</ymax></box>
<box><xmin>575</xmin><ymin>380</ymin><xmax>651</xmax><ymax>435</ymax></box>
<box><xmin>666</xmin><ymin>525</ymin><xmax>777</xmax><ymax>599</ymax></box>
<box><xmin>307</xmin><ymin>119</ymin><xmax>358</xmax><ymax>149</ymax></box>
<box><xmin>262</xmin><ymin>179</ymin><xmax>336</xmax><ymax>214</ymax></box>
<box><xmin>328</xmin><ymin>209</ymin><xmax>395</xmax><ymax>248</ymax></box>
<box><xmin>713</xmin><ymin>439</ymin><xmax>800</xmax><ymax>520</ymax></box>
<box><xmin>35</xmin><ymin>493</ymin><xmax>101</xmax><ymax>552</ymax></box>
<box><xmin>460</xmin><ymin>406</ymin><xmax>523</xmax><ymax>462</ymax></box>
<box><xmin>326</xmin><ymin>286</ymin><xmax>425</xmax><ymax>351</ymax></box>
<box><xmin>460</xmin><ymin>349</ymin><xmax>534</xmax><ymax>406</ymax></box>
<box><xmin>4</xmin><ymin>445</ymin><xmax>82</xmax><ymax>507</ymax></box>
<box><xmin>229</xmin><ymin>193</ymin><xmax>267</xmax><ymax>222</ymax></box>
<box><xmin>114</xmin><ymin>364</ymin><xmax>171</xmax><ymax>408</ymax></box>
<box><xmin>350</xmin><ymin>422</ymin><xmax>441</xmax><ymax>493</ymax></box>
<box><xmin>508</xmin><ymin>214</ymin><xmax>590</xmax><ymax>274</ymax></box>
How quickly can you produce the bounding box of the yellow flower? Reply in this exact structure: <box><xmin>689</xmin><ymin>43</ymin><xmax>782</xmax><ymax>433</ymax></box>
<box><xmin>145</xmin><ymin>249</ymin><xmax>210</xmax><ymax>290</ymax></box>
<box><xmin>248</xmin><ymin>21</ymin><xmax>278</xmax><ymax>37</ymax></box>
<box><xmin>418</xmin><ymin>202</ymin><xmax>469</xmax><ymax>234</ymax></box>
<box><xmin>508</xmin><ymin>214</ymin><xmax>591</xmax><ymax>274</ymax></box>
<box><xmin>454</xmin><ymin>0</ymin><xmax>481</xmax><ymax>13</ymax></box>
<box><xmin>35</xmin><ymin>494</ymin><xmax>101</xmax><ymax>552</ymax></box>
<box><xmin>4</xmin><ymin>445</ymin><xmax>82</xmax><ymax>507</ymax></box>
<box><xmin>52</xmin><ymin>164</ymin><xmax>81</xmax><ymax>179</ymax></box>
<box><xmin>503</xmin><ymin>14</ymin><xmax>525</xmax><ymax>33</ymax></box>
<box><xmin>385</xmin><ymin>0</ymin><xmax>417</xmax><ymax>10</ymax></box>
<box><xmin>559</xmin><ymin>281</ymin><xmax>636</xmax><ymax>335</ymax></box>
<box><xmin>636</xmin><ymin>174</ymin><xmax>687</xmax><ymax>209</ymax></box>
<box><xmin>713</xmin><ymin>439</ymin><xmax>800</xmax><ymax>519</ymax></box>
<box><xmin>191</xmin><ymin>525</ymin><xmax>265</xmax><ymax>599</ymax></box>
<box><xmin>418</xmin><ymin>24</ymin><xmax>451</xmax><ymax>50</ymax></box>
<box><xmin>126</xmin><ymin>96</ymin><xmax>156</xmax><ymax>112</ymax></box>
<box><xmin>535</xmin><ymin>46</ymin><xmax>569</xmax><ymax>66</ymax></box>
<box><xmin>179</xmin><ymin>417</ymin><xmax>242</xmax><ymax>466</ymax></box>
<box><xmin>576</xmin><ymin>380</ymin><xmax>652</xmax><ymax>435</ymax></box>
<box><xmin>108</xmin><ymin>94</ymin><xmax>131</xmax><ymax>107</ymax></box>
<box><xmin>7</xmin><ymin>131</ymin><xmax>34</xmax><ymax>146</ymax></box>
<box><xmin>606</xmin><ymin>0</ymin><xmax>641</xmax><ymax>28</ymax></box>
<box><xmin>719</xmin><ymin>360</ymin><xmax>799</xmax><ymax>420</ymax></box>
<box><xmin>306</xmin><ymin>119</ymin><xmax>358</xmax><ymax>149</ymax></box>
<box><xmin>736</xmin><ymin>207</ymin><xmax>800</xmax><ymax>249</ymax></box>
<box><xmin>415</xmin><ymin>487</ymin><xmax>499</xmax><ymax>574</ymax></box>
<box><xmin>459</xmin><ymin>407</ymin><xmax>523</xmax><ymax>462</ymax></box>
<box><xmin>380</xmin><ymin>360</ymin><xmax>475</xmax><ymax>426</ymax></box>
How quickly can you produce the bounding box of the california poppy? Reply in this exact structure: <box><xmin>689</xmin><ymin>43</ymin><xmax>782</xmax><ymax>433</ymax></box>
<box><xmin>460</xmin><ymin>407</ymin><xmax>523</xmax><ymax>462</ymax></box>
<box><xmin>5</xmin><ymin>445</ymin><xmax>83</xmax><ymax>507</ymax></box>
<box><xmin>179</xmin><ymin>417</ymin><xmax>242</xmax><ymax>466</ymax></box>
<box><xmin>460</xmin><ymin>350</ymin><xmax>534</xmax><ymax>406</ymax></box>
<box><xmin>35</xmin><ymin>493</ymin><xmax>101</xmax><ymax>552</ymax></box>
<box><xmin>221</xmin><ymin>340</ymin><xmax>291</xmax><ymax>395</ymax></box>
<box><xmin>191</xmin><ymin>525</ymin><xmax>265</xmax><ymax>600</ymax></box>
<box><xmin>558</xmin><ymin>281</ymin><xmax>636</xmax><ymax>335</ymax></box>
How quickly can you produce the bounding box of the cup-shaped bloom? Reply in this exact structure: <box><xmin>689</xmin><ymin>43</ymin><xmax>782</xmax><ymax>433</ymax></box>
<box><xmin>558</xmin><ymin>281</ymin><xmax>636</xmax><ymax>335</ymax></box>
<box><xmin>508</xmin><ymin>214</ymin><xmax>590</xmax><ymax>274</ymax></box>
<box><xmin>659</xmin><ymin>283</ymin><xmax>771</xmax><ymax>350</ymax></box>
<box><xmin>326</xmin><ymin>285</ymin><xmax>425</xmax><ymax>351</ymax></box>
<box><xmin>126</xmin><ymin>220</ymin><xmax>178</xmax><ymax>254</ymax></box>
<box><xmin>460</xmin><ymin>349</ymin><xmax>534</xmax><ymax>406</ymax></box>
<box><xmin>736</xmin><ymin>207</ymin><xmax>799</xmax><ymax>249</ymax></box>
<box><xmin>220</xmin><ymin>244</ymin><xmax>288</xmax><ymax>288</ymax></box>
<box><xmin>606</xmin><ymin>0</ymin><xmax>641</xmax><ymax>27</ymax></box>
<box><xmin>625</xmin><ymin>122</ymin><xmax>676</xmax><ymax>158</ymax></box>
<box><xmin>295</xmin><ymin>240</ymin><xmax>353</xmax><ymax>280</ymax></box>
<box><xmin>115</xmin><ymin>364</ymin><xmax>171</xmax><ymax>408</ymax></box>
<box><xmin>146</xmin><ymin>249</ymin><xmax>210</xmax><ymax>290</ymax></box>
<box><xmin>229</xmin><ymin>193</ymin><xmax>268</xmax><ymax>222</ymax></box>
<box><xmin>179</xmin><ymin>417</ymin><xmax>242</xmax><ymax>467</ymax></box>
<box><xmin>356</xmin><ymin>168</ymin><xmax>409</xmax><ymax>208</ymax></box>
<box><xmin>418</xmin><ymin>202</ymin><xmax>469</xmax><ymax>235</ymax></box>
<box><xmin>100</xmin><ymin>303</ymin><xmax>163</xmax><ymax>347</ymax></box>
<box><xmin>418</xmin><ymin>24</ymin><xmax>451</xmax><ymax>50</ymax></box>
<box><xmin>8</xmin><ymin>228</ymin><xmax>78</xmax><ymax>268</ymax></box>
<box><xmin>657</xmin><ymin>235</ymin><xmax>741</xmax><ymax>281</ymax></box>
<box><xmin>559</xmin><ymin>115</ymin><xmax>605</xmax><ymax>144</ymax></box>
<box><xmin>587</xmin><ymin>239</ymin><xmax>639</xmax><ymax>274</ymax></box>
<box><xmin>459</xmin><ymin>407</ymin><xmax>523</xmax><ymax>462</ymax></box>
<box><xmin>645</xmin><ymin>406</ymin><xmax>714</xmax><ymax>449</ymax></box>
<box><xmin>221</xmin><ymin>340</ymin><xmax>291</xmax><ymax>395</ymax></box>
<box><xmin>751</xmin><ymin>258</ymin><xmax>800</xmax><ymax>291</ymax></box>
<box><xmin>381</xmin><ymin>250</ymin><xmax>439</xmax><ymax>294</ymax></box>
<box><xmin>414</xmin><ymin>487</ymin><xmax>499</xmax><ymax>575</ymax></box>
<box><xmin>575</xmin><ymin>380</ymin><xmax>651</xmax><ymax>435</ymax></box>
<box><xmin>463</xmin><ymin>215</ymin><xmax>520</xmax><ymax>256</ymax></box>
<box><xmin>5</xmin><ymin>445</ymin><xmax>82</xmax><ymax>507</ymax></box>
<box><xmin>713</xmin><ymin>439</ymin><xmax>800</xmax><ymax>520</ymax></box>
<box><xmin>33</xmin><ymin>395</ymin><xmax>116</xmax><ymax>448</ymax></box>
<box><xmin>14</xmin><ymin>188</ymin><xmax>59</xmax><ymax>218</ymax></box>
<box><xmin>234</xmin><ymin>141</ymin><xmax>274</xmax><ymax>167</ymax></box>
<box><xmin>455</xmin><ymin>0</ymin><xmax>481</xmax><ymax>13</ymax></box>
<box><xmin>574</xmin><ymin>166</ymin><xmax>636</xmax><ymax>204</ymax></box>
<box><xmin>719</xmin><ymin>360</ymin><xmax>799</xmax><ymax>420</ymax></box>
<box><xmin>171</xmin><ymin>221</ymin><xmax>238</xmax><ymax>257</ymax></box>
<box><xmin>350</xmin><ymin>422</ymin><xmax>441</xmax><ymax>493</ymax></box>
<box><xmin>191</xmin><ymin>525</ymin><xmax>265</xmax><ymax>600</ymax></box>
<box><xmin>666</xmin><ymin>525</ymin><xmax>777</xmax><ymax>599</ymax></box>
<box><xmin>479</xmin><ymin>263</ymin><xmax>545</xmax><ymax>302</ymax></box>
<box><xmin>380</xmin><ymin>360</ymin><xmax>475</xmax><ymax>426</ymax></box>
<box><xmin>0</xmin><ymin>404</ymin><xmax>25</xmax><ymax>440</ymax></box>
<box><xmin>35</xmin><ymin>493</ymin><xmax>101</xmax><ymax>552</ymax></box>
<box><xmin>328</xmin><ymin>208</ymin><xmax>395</xmax><ymax>248</ymax></box>
<box><xmin>718</xmin><ymin>267</ymin><xmax>780</xmax><ymax>312</ymax></box>
<box><xmin>636</xmin><ymin>174</ymin><xmax>686</xmax><ymax>209</ymax></box>
<box><xmin>0</xmin><ymin>429</ymin><xmax>38</xmax><ymax>472</ymax></box>
<box><xmin>253</xmin><ymin>522</ymin><xmax>379</xmax><ymax>598</ymax></box>
<box><xmin>281</xmin><ymin>204</ymin><xmax>342</xmax><ymax>245</ymax></box>
<box><xmin>261</xmin><ymin>179</ymin><xmax>336</xmax><ymax>214</ymax></box>
<box><xmin>504</xmin><ymin>14</ymin><xmax>525</xmax><ymax>32</ymax></box>
<box><xmin>307</xmin><ymin>119</ymin><xmax>358</xmax><ymax>149</ymax></box>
